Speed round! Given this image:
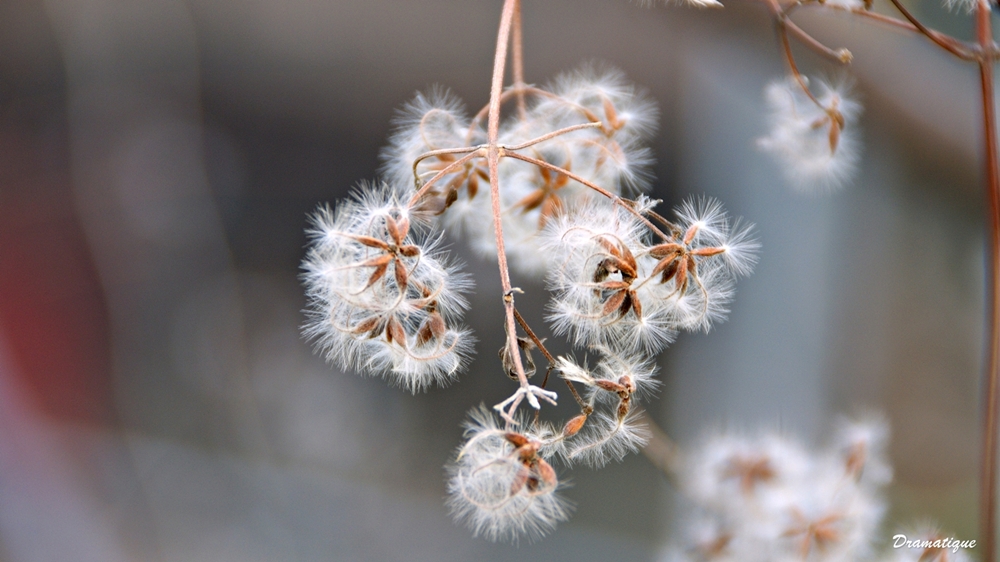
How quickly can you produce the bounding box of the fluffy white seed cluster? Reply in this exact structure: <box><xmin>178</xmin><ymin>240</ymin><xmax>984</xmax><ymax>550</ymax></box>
<box><xmin>307</xmin><ymin>59</ymin><xmax>762</xmax><ymax>544</ymax></box>
<box><xmin>446</xmin><ymin>406</ymin><xmax>571</xmax><ymax>542</ymax></box>
<box><xmin>301</xmin><ymin>184</ymin><xmax>473</xmax><ymax>393</ymax></box>
<box><xmin>381</xmin><ymin>64</ymin><xmax>657</xmax><ymax>276</ymax></box>
<box><xmin>757</xmin><ymin>76</ymin><xmax>862</xmax><ymax>192</ymax></box>
<box><xmin>556</xmin><ymin>350</ymin><xmax>659</xmax><ymax>466</ymax></box>
<box><xmin>544</xmin><ymin>196</ymin><xmax>758</xmax><ymax>354</ymax></box>
<box><xmin>662</xmin><ymin>416</ymin><xmax>892</xmax><ymax>562</ymax></box>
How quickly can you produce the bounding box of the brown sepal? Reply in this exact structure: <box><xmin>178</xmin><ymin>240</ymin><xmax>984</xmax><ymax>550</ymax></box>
<box><xmin>562</xmin><ymin>414</ymin><xmax>588</xmax><ymax>438</ymax></box>
<box><xmin>595</xmin><ymin>379</ymin><xmax>625</xmax><ymax>393</ymax></box>
<box><xmin>393</xmin><ymin>259</ymin><xmax>408</xmax><ymax>292</ymax></box>
<box><xmin>352</xmin><ymin>315</ymin><xmax>382</xmax><ymax>337</ymax></box>
<box><xmin>385</xmin><ymin>317</ymin><xmax>407</xmax><ymax>348</ymax></box>
<box><xmin>415</xmin><ymin>312</ymin><xmax>446</xmax><ymax>347</ymax></box>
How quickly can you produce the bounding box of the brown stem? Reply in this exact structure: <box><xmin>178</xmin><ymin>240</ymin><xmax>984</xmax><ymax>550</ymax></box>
<box><xmin>411</xmin><ymin>145</ymin><xmax>481</xmax><ymax>181</ymax></box>
<box><xmin>513</xmin><ymin>306</ymin><xmax>589</xmax><ymax>410</ymax></box>
<box><xmin>798</xmin><ymin>5</ymin><xmax>978</xmax><ymax>60</ymax></box>
<box><xmin>487</xmin><ymin>0</ymin><xmax>531</xmax><ymax>398</ymax></box>
<box><xmin>637</xmin><ymin>410</ymin><xmax>681</xmax><ymax>484</ymax></box>
<box><xmin>782</xmin><ymin>15</ymin><xmax>853</xmax><ymax>63</ymax></box>
<box><xmin>885</xmin><ymin>0</ymin><xmax>973</xmax><ymax>60</ymax></box>
<box><xmin>979</xmin><ymin>0</ymin><xmax>1000</xmax><ymax>557</ymax></box>
<box><xmin>467</xmin><ymin>86</ymin><xmax>557</xmax><ymax>143</ymax></box>
<box><xmin>775</xmin><ymin>17</ymin><xmax>823</xmax><ymax>108</ymax></box>
<box><xmin>504</xmin><ymin>122</ymin><xmax>602</xmax><ymax>151</ymax></box>
<box><xmin>406</xmin><ymin>149</ymin><xmax>484</xmax><ymax>209</ymax></box>
<box><xmin>502</xmin><ymin>150</ymin><xmax>673</xmax><ymax>241</ymax></box>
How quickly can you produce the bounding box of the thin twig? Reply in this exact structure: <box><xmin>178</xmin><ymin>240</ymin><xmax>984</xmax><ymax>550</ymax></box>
<box><xmin>885</xmin><ymin>0</ymin><xmax>974</xmax><ymax>60</ymax></box>
<box><xmin>504</xmin><ymin>121</ymin><xmax>602</xmax><ymax>151</ymax></box>
<box><xmin>411</xmin><ymin>145</ymin><xmax>482</xmax><ymax>182</ymax></box>
<box><xmin>467</xmin><ymin>86</ymin><xmax>558</xmax><ymax>143</ymax></box>
<box><xmin>775</xmin><ymin>17</ymin><xmax>823</xmax><ymax>107</ymax></box>
<box><xmin>977</xmin><ymin>0</ymin><xmax>1000</xmax><ymax>557</ymax></box>
<box><xmin>513</xmin><ymin>307</ymin><xmax>589</xmax><ymax>411</ymax></box>
<box><xmin>406</xmin><ymin>149</ymin><xmax>484</xmax><ymax>209</ymax></box>
<box><xmin>783</xmin><ymin>17</ymin><xmax>852</xmax><ymax>63</ymax></box>
<box><xmin>487</xmin><ymin>0</ymin><xmax>533</xmax><ymax>416</ymax></box>
<box><xmin>637</xmin><ymin>410</ymin><xmax>682</xmax><ymax>485</ymax></box>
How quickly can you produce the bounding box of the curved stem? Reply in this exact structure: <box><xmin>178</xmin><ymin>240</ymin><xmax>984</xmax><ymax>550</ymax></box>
<box><xmin>406</xmin><ymin>148</ymin><xmax>484</xmax><ymax>209</ymax></box>
<box><xmin>978</xmin><ymin>0</ymin><xmax>1000</xmax><ymax>557</ymax></box>
<box><xmin>885</xmin><ymin>0</ymin><xmax>974</xmax><ymax>60</ymax></box>
<box><xmin>775</xmin><ymin>16</ymin><xmax>823</xmax><ymax>107</ymax></box>
<box><xmin>504</xmin><ymin>121</ymin><xmax>602</xmax><ymax>151</ymax></box>
<box><xmin>467</xmin><ymin>86</ymin><xmax>557</xmax><ymax>144</ymax></box>
<box><xmin>637</xmin><ymin>410</ymin><xmax>681</xmax><ymax>484</ymax></box>
<box><xmin>488</xmin><ymin>0</ymin><xmax>532</xmax><ymax>403</ymax></box>
<box><xmin>786</xmin><ymin>19</ymin><xmax>852</xmax><ymax>63</ymax></box>
<box><xmin>512</xmin><ymin>307</ymin><xmax>588</xmax><ymax>410</ymax></box>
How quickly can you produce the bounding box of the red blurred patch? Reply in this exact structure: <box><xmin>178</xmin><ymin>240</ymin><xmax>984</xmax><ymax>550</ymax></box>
<box><xmin>0</xmin><ymin>109</ymin><xmax>113</xmax><ymax>425</ymax></box>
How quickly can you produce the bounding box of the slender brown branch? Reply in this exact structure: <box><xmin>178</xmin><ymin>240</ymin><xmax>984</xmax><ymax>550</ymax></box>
<box><xmin>865</xmin><ymin>9</ymin><xmax>975</xmax><ymax>60</ymax></box>
<box><xmin>502</xmin><ymin>150</ymin><xmax>673</xmax><ymax>241</ymax></box>
<box><xmin>411</xmin><ymin>145</ymin><xmax>481</xmax><ymax>181</ymax></box>
<box><xmin>978</xmin><ymin>0</ymin><xmax>1000</xmax><ymax>557</ymax></box>
<box><xmin>504</xmin><ymin>122</ymin><xmax>602</xmax><ymax>151</ymax></box>
<box><xmin>513</xmin><ymin>306</ymin><xmax>589</xmax><ymax>411</ymax></box>
<box><xmin>775</xmin><ymin>18</ymin><xmax>823</xmax><ymax>107</ymax></box>
<box><xmin>512</xmin><ymin>307</ymin><xmax>555</xmax><ymax>364</ymax></box>
<box><xmin>644</xmin><ymin>208</ymin><xmax>682</xmax><ymax>239</ymax></box>
<box><xmin>406</xmin><ymin>149</ymin><xmax>484</xmax><ymax>209</ymax></box>
<box><xmin>783</xmin><ymin>18</ymin><xmax>852</xmax><ymax>63</ymax></box>
<box><xmin>884</xmin><ymin>0</ymin><xmax>973</xmax><ymax>59</ymax></box>
<box><xmin>487</xmin><ymin>0</ymin><xmax>532</xmax><ymax>400</ymax></box>
<box><xmin>467</xmin><ymin>86</ymin><xmax>557</xmax><ymax>143</ymax></box>
<box><xmin>637</xmin><ymin>410</ymin><xmax>682</xmax><ymax>484</ymax></box>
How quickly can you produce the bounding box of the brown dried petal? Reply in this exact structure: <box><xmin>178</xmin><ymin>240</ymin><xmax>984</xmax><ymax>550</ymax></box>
<box><xmin>398</xmin><ymin>245</ymin><xmax>420</xmax><ymax>258</ymax></box>
<box><xmin>385</xmin><ymin>317</ymin><xmax>407</xmax><ymax>348</ymax></box>
<box><xmin>467</xmin><ymin>173</ymin><xmax>479</xmax><ymax>199</ymax></box>
<box><xmin>504</xmin><ymin>432</ymin><xmax>530</xmax><ymax>448</ymax></box>
<box><xmin>602</xmin><ymin>96</ymin><xmax>621</xmax><ymax>132</ymax></box>
<box><xmin>658</xmin><ymin>259</ymin><xmax>679</xmax><ymax>285</ymax></box>
<box><xmin>364</xmin><ymin>262</ymin><xmax>390</xmax><ymax>291</ymax></box>
<box><xmin>352</xmin><ymin>315</ymin><xmax>382</xmax><ymax>336</ymax></box>
<box><xmin>533</xmin><ymin>459</ymin><xmax>558</xmax><ymax>491</ymax></box>
<box><xmin>348</xmin><ymin>234</ymin><xmax>390</xmax><ymax>250</ymax></box>
<box><xmin>629</xmin><ymin>291</ymin><xmax>642</xmax><ymax>319</ymax></box>
<box><xmin>595</xmin><ymin>379</ymin><xmax>625</xmax><ymax>393</ymax></box>
<box><xmin>385</xmin><ymin>216</ymin><xmax>402</xmax><ymax>245</ymax></box>
<box><xmin>616</xmin><ymin>398</ymin><xmax>630</xmax><ymax>421</ymax></box>
<box><xmin>393</xmin><ymin>259</ymin><xmax>408</xmax><ymax>291</ymax></box>
<box><xmin>415</xmin><ymin>313</ymin><xmax>446</xmax><ymax>347</ymax></box>
<box><xmin>510</xmin><ymin>468</ymin><xmax>529</xmax><ymax>496</ymax></box>
<box><xmin>515</xmin><ymin>189</ymin><xmax>547</xmax><ymax>213</ymax></box>
<box><xmin>562</xmin><ymin>414</ymin><xmax>587</xmax><ymax>438</ymax></box>
<box><xmin>601</xmin><ymin>290</ymin><xmax>627</xmax><ymax>317</ymax></box>
<box><xmin>648</xmin><ymin>243</ymin><xmax>683</xmax><ymax>260</ymax></box>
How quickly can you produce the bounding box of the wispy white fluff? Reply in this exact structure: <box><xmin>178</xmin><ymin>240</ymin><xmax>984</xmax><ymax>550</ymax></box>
<box><xmin>666</xmin><ymin>417</ymin><xmax>892</xmax><ymax>562</ymax></box>
<box><xmin>757</xmin><ymin>76</ymin><xmax>862</xmax><ymax>192</ymax></box>
<box><xmin>301</xmin><ymin>182</ymin><xmax>475</xmax><ymax>392</ymax></box>
<box><xmin>446</xmin><ymin>406</ymin><xmax>570</xmax><ymax>542</ymax></box>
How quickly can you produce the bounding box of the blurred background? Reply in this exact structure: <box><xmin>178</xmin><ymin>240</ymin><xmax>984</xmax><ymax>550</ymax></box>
<box><xmin>0</xmin><ymin>0</ymin><xmax>986</xmax><ymax>560</ymax></box>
